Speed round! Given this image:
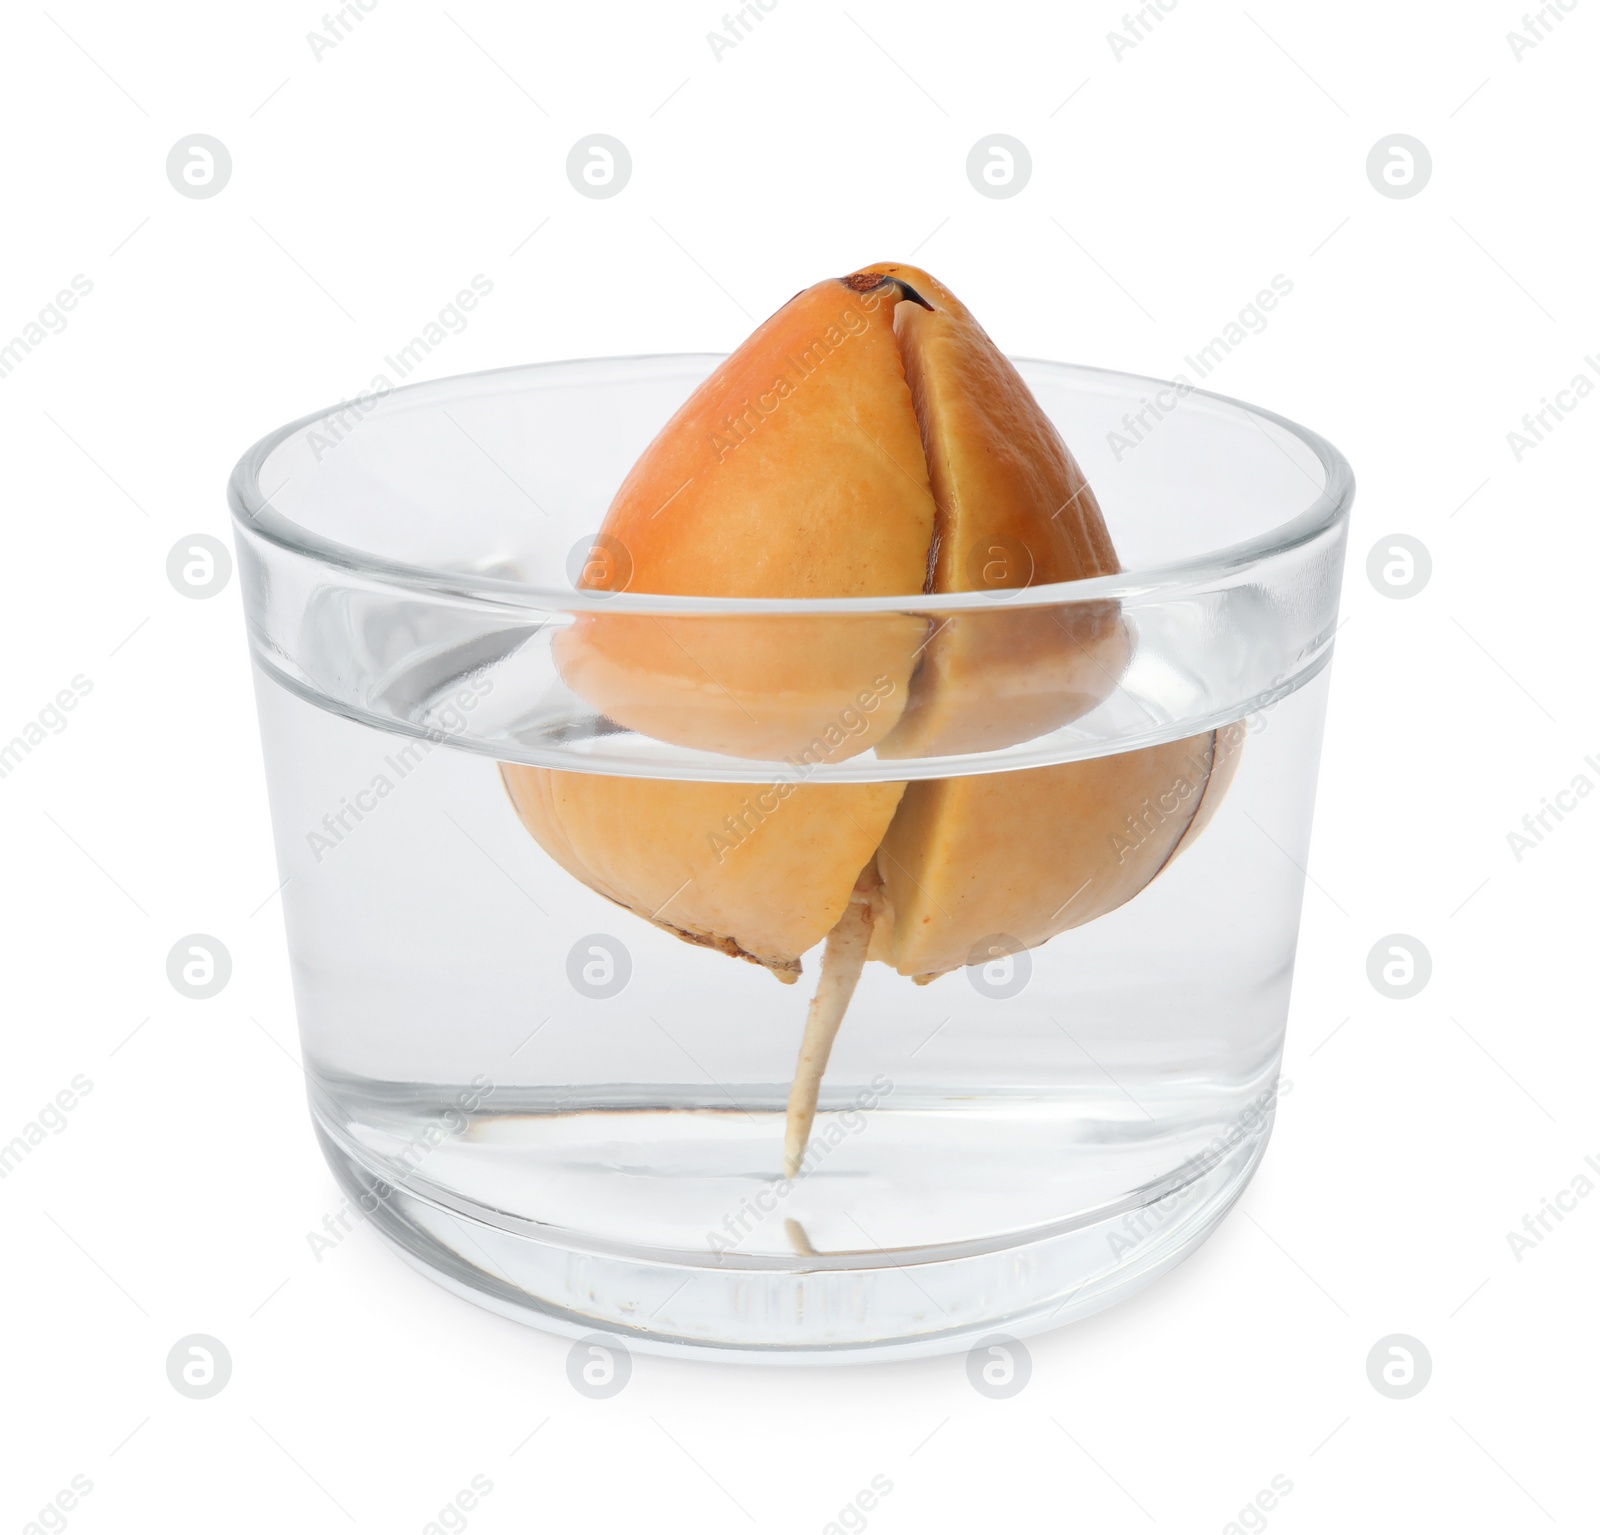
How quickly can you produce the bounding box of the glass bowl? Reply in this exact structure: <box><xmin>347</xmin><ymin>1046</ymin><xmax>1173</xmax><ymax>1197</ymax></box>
<box><xmin>230</xmin><ymin>355</ymin><xmax>1352</xmax><ymax>1362</ymax></box>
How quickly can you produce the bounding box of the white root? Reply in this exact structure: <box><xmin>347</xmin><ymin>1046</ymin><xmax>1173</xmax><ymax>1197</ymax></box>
<box><xmin>783</xmin><ymin>876</ymin><xmax>878</xmax><ymax>1179</ymax></box>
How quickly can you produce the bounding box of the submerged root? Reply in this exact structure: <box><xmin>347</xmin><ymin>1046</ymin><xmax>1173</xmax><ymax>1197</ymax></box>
<box><xmin>785</xmin><ymin>1217</ymin><xmax>819</xmax><ymax>1256</ymax></box>
<box><xmin>782</xmin><ymin>866</ymin><xmax>880</xmax><ymax>1178</ymax></box>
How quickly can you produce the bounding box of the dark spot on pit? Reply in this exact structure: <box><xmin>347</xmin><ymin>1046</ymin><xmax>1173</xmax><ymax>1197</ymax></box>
<box><xmin>840</xmin><ymin>271</ymin><xmax>936</xmax><ymax>310</ymax></box>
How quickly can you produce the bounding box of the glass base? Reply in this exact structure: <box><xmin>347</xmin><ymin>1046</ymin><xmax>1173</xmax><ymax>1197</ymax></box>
<box><xmin>312</xmin><ymin>1109</ymin><xmax>1271</xmax><ymax>1364</ymax></box>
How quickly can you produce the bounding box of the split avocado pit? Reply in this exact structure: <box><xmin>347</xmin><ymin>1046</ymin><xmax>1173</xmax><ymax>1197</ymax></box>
<box><xmin>499</xmin><ymin>264</ymin><xmax>1243</xmax><ymax>1181</ymax></box>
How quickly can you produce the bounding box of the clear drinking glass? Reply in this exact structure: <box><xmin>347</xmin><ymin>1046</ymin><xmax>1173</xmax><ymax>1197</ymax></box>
<box><xmin>230</xmin><ymin>356</ymin><xmax>1352</xmax><ymax>1361</ymax></box>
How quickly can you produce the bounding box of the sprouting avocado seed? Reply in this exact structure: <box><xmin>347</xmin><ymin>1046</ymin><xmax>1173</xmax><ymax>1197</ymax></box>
<box><xmin>501</xmin><ymin>265</ymin><xmax>1242</xmax><ymax>1184</ymax></box>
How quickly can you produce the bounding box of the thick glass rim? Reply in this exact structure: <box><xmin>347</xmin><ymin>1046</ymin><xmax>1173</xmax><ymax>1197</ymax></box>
<box><xmin>228</xmin><ymin>354</ymin><xmax>1355</xmax><ymax>615</ymax></box>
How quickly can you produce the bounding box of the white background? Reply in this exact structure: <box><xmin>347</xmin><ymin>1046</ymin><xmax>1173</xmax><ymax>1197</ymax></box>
<box><xmin>2</xmin><ymin>1</ymin><xmax>1596</xmax><ymax>1530</ymax></box>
